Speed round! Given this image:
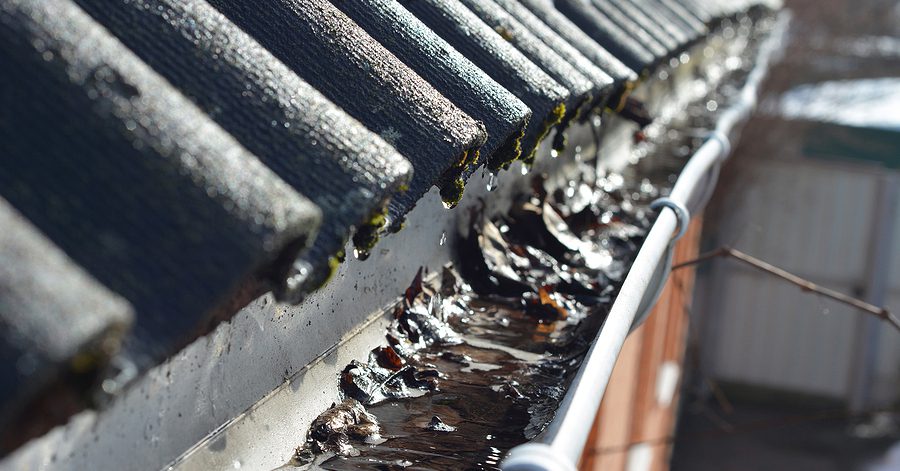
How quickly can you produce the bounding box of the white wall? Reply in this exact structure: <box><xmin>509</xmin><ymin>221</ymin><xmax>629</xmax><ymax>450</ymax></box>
<box><xmin>699</xmin><ymin>157</ymin><xmax>899</xmax><ymax>403</ymax></box>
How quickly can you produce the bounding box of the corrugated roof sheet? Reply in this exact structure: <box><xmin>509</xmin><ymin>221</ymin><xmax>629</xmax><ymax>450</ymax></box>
<box><xmin>459</xmin><ymin>0</ymin><xmax>596</xmax><ymax>134</ymax></box>
<box><xmin>328</xmin><ymin>0</ymin><xmax>532</xmax><ymax>172</ymax></box>
<box><xmin>554</xmin><ymin>0</ymin><xmax>661</xmax><ymax>71</ymax></box>
<box><xmin>518</xmin><ymin>0</ymin><xmax>638</xmax><ymax>82</ymax></box>
<box><xmin>206</xmin><ymin>0</ymin><xmax>487</xmax><ymax>217</ymax></box>
<box><xmin>0</xmin><ymin>0</ymin><xmax>776</xmax><ymax>451</ymax></box>
<box><xmin>0</xmin><ymin>198</ymin><xmax>133</xmax><ymax>447</ymax></box>
<box><xmin>493</xmin><ymin>0</ymin><xmax>615</xmax><ymax>108</ymax></box>
<box><xmin>402</xmin><ymin>0</ymin><xmax>571</xmax><ymax>164</ymax></box>
<box><xmin>70</xmin><ymin>0</ymin><xmax>413</xmax><ymax>297</ymax></box>
<box><xmin>0</xmin><ymin>0</ymin><xmax>322</xmax><ymax>446</ymax></box>
<box><xmin>619</xmin><ymin>0</ymin><xmax>694</xmax><ymax>47</ymax></box>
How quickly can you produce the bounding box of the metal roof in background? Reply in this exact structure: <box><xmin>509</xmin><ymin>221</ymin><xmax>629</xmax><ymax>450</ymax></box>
<box><xmin>0</xmin><ymin>0</ymin><xmax>775</xmax><ymax>456</ymax></box>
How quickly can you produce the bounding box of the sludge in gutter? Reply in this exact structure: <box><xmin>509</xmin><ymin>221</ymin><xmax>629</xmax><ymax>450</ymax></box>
<box><xmin>284</xmin><ymin>167</ymin><xmax>662</xmax><ymax>470</ymax></box>
<box><xmin>270</xmin><ymin>11</ymin><xmax>775</xmax><ymax>471</ymax></box>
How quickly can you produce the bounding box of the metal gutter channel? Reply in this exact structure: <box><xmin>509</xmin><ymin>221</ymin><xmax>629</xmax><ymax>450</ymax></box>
<box><xmin>502</xmin><ymin>12</ymin><xmax>790</xmax><ymax>471</ymax></box>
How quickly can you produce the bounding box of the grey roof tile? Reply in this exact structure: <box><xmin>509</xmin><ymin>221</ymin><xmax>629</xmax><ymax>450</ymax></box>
<box><xmin>650</xmin><ymin>0</ymin><xmax>710</xmax><ymax>39</ymax></box>
<box><xmin>554</xmin><ymin>0</ymin><xmax>661</xmax><ymax>71</ymax></box>
<box><xmin>587</xmin><ymin>0</ymin><xmax>674</xmax><ymax>56</ymax></box>
<box><xmin>0</xmin><ymin>198</ymin><xmax>134</xmax><ymax>450</ymax></box>
<box><xmin>401</xmin><ymin>0</ymin><xmax>570</xmax><ymax>165</ymax></box>
<box><xmin>517</xmin><ymin>0</ymin><xmax>639</xmax><ymax>82</ymax></box>
<box><xmin>618</xmin><ymin>0</ymin><xmax>696</xmax><ymax>47</ymax></box>
<box><xmin>458</xmin><ymin>0</ymin><xmax>596</xmax><ymax>139</ymax></box>
<box><xmin>674</xmin><ymin>0</ymin><xmax>716</xmax><ymax>23</ymax></box>
<box><xmin>492</xmin><ymin>0</ymin><xmax>616</xmax><ymax>104</ymax></box>
<box><xmin>0</xmin><ymin>0</ymin><xmax>321</xmax><ymax>368</ymax></box>
<box><xmin>72</xmin><ymin>0</ymin><xmax>412</xmax><ymax>297</ymax></box>
<box><xmin>205</xmin><ymin>0</ymin><xmax>488</xmax><ymax>216</ymax></box>
<box><xmin>328</xmin><ymin>0</ymin><xmax>532</xmax><ymax>171</ymax></box>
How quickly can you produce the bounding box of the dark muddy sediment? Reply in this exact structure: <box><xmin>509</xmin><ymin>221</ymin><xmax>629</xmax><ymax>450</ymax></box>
<box><xmin>285</xmin><ymin>15</ymin><xmax>777</xmax><ymax>469</ymax></box>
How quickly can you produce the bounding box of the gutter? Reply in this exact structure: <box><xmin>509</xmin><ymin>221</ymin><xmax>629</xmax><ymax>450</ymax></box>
<box><xmin>502</xmin><ymin>11</ymin><xmax>790</xmax><ymax>471</ymax></box>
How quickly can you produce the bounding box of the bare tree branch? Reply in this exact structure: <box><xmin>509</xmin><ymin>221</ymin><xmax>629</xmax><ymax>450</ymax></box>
<box><xmin>673</xmin><ymin>246</ymin><xmax>900</xmax><ymax>333</ymax></box>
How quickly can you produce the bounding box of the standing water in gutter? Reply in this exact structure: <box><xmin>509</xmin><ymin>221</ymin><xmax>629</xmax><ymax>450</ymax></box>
<box><xmin>283</xmin><ymin>168</ymin><xmax>665</xmax><ymax>470</ymax></box>
<box><xmin>279</xmin><ymin>15</ymin><xmax>777</xmax><ymax>470</ymax></box>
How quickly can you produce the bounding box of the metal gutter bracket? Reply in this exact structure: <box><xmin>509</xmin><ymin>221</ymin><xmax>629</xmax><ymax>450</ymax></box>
<box><xmin>630</xmin><ymin>198</ymin><xmax>691</xmax><ymax>329</ymax></box>
<box><xmin>651</xmin><ymin>197</ymin><xmax>691</xmax><ymax>242</ymax></box>
<box><xmin>708</xmin><ymin>130</ymin><xmax>732</xmax><ymax>161</ymax></box>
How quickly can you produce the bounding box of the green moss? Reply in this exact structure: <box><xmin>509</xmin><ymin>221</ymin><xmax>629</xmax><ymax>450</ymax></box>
<box><xmin>494</xmin><ymin>25</ymin><xmax>513</xmax><ymax>41</ymax></box>
<box><xmin>607</xmin><ymin>80</ymin><xmax>637</xmax><ymax>114</ymax></box>
<box><xmin>438</xmin><ymin>148</ymin><xmax>483</xmax><ymax>209</ymax></box>
<box><xmin>468</xmin><ymin>149</ymin><xmax>481</xmax><ymax>167</ymax></box>
<box><xmin>70</xmin><ymin>351</ymin><xmax>100</xmax><ymax>374</ymax></box>
<box><xmin>351</xmin><ymin>207</ymin><xmax>389</xmax><ymax>260</ymax></box>
<box><xmin>440</xmin><ymin>178</ymin><xmax>465</xmax><ymax>209</ymax></box>
<box><xmin>488</xmin><ymin>120</ymin><xmax>526</xmax><ymax>171</ymax></box>
<box><xmin>572</xmin><ymin>93</ymin><xmax>593</xmax><ymax>122</ymax></box>
<box><xmin>523</xmin><ymin>102</ymin><xmax>565</xmax><ymax>165</ymax></box>
<box><xmin>606</xmin><ymin>80</ymin><xmax>637</xmax><ymax>113</ymax></box>
<box><xmin>321</xmin><ymin>248</ymin><xmax>346</xmax><ymax>285</ymax></box>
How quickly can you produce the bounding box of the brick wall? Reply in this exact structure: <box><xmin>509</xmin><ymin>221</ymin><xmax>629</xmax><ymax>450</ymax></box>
<box><xmin>581</xmin><ymin>218</ymin><xmax>704</xmax><ymax>471</ymax></box>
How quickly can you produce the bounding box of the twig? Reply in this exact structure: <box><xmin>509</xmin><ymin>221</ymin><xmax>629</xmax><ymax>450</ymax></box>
<box><xmin>673</xmin><ymin>246</ymin><xmax>900</xmax><ymax>333</ymax></box>
<box><xmin>704</xmin><ymin>377</ymin><xmax>735</xmax><ymax>416</ymax></box>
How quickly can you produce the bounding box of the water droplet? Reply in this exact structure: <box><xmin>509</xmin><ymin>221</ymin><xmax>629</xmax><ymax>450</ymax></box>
<box><xmin>486</xmin><ymin>172</ymin><xmax>498</xmax><ymax>192</ymax></box>
<box><xmin>439</xmin><ymin>232</ymin><xmax>447</xmax><ymax>246</ymax></box>
<box><xmin>521</xmin><ymin>165</ymin><xmax>530</xmax><ymax>176</ymax></box>
<box><xmin>550</xmin><ymin>149</ymin><xmax>559</xmax><ymax>158</ymax></box>
<box><xmin>706</xmin><ymin>100</ymin><xmax>718</xmax><ymax>112</ymax></box>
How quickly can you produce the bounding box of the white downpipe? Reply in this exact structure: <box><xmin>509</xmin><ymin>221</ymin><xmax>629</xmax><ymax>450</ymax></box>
<box><xmin>502</xmin><ymin>11</ymin><xmax>789</xmax><ymax>471</ymax></box>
